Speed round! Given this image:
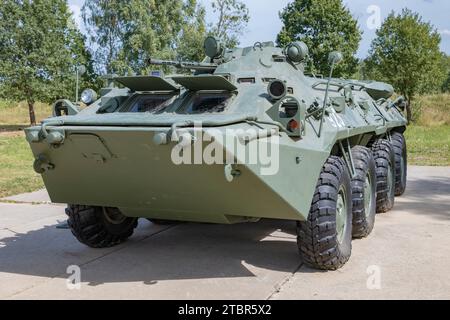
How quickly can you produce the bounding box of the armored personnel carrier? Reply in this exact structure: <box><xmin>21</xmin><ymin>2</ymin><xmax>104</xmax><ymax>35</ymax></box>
<box><xmin>25</xmin><ymin>38</ymin><xmax>408</xmax><ymax>270</ymax></box>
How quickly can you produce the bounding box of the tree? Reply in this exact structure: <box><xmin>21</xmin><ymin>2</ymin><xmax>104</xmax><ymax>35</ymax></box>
<box><xmin>365</xmin><ymin>9</ymin><xmax>446</xmax><ymax>122</ymax></box>
<box><xmin>442</xmin><ymin>55</ymin><xmax>450</xmax><ymax>93</ymax></box>
<box><xmin>209</xmin><ymin>0</ymin><xmax>249</xmax><ymax>49</ymax></box>
<box><xmin>0</xmin><ymin>0</ymin><xmax>94</xmax><ymax>125</ymax></box>
<box><xmin>82</xmin><ymin>0</ymin><xmax>204</xmax><ymax>75</ymax></box>
<box><xmin>277</xmin><ymin>0</ymin><xmax>362</xmax><ymax>77</ymax></box>
<box><xmin>176</xmin><ymin>1</ymin><xmax>207</xmax><ymax>62</ymax></box>
<box><xmin>443</xmin><ymin>76</ymin><xmax>450</xmax><ymax>93</ymax></box>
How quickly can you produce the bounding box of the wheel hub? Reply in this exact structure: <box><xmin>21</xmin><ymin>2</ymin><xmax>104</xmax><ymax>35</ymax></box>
<box><xmin>387</xmin><ymin>163</ymin><xmax>394</xmax><ymax>196</ymax></box>
<box><xmin>364</xmin><ymin>174</ymin><xmax>373</xmax><ymax>217</ymax></box>
<box><xmin>103</xmin><ymin>207</ymin><xmax>127</xmax><ymax>225</ymax></box>
<box><xmin>336</xmin><ymin>187</ymin><xmax>347</xmax><ymax>244</ymax></box>
<box><xmin>400</xmin><ymin>155</ymin><xmax>406</xmax><ymax>186</ymax></box>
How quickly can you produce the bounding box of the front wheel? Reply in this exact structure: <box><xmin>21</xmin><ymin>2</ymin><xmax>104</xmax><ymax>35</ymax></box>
<box><xmin>66</xmin><ymin>205</ymin><xmax>138</xmax><ymax>248</ymax></box>
<box><xmin>297</xmin><ymin>156</ymin><xmax>353</xmax><ymax>271</ymax></box>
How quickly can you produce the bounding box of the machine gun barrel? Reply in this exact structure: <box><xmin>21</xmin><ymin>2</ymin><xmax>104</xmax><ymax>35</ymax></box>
<box><xmin>148</xmin><ymin>58</ymin><xmax>218</xmax><ymax>72</ymax></box>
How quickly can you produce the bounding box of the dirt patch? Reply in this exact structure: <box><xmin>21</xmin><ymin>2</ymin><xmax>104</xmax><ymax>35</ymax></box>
<box><xmin>0</xmin><ymin>131</ymin><xmax>24</xmax><ymax>138</ymax></box>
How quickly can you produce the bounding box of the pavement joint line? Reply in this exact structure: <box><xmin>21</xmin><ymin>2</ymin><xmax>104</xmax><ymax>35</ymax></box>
<box><xmin>70</xmin><ymin>223</ymin><xmax>180</xmax><ymax>271</ymax></box>
<box><xmin>3</xmin><ymin>216</ymin><xmax>69</xmax><ymax>235</ymax></box>
<box><xmin>3</xmin><ymin>227</ymin><xmax>19</xmax><ymax>234</ymax></box>
<box><xmin>268</xmin><ymin>235</ymin><xmax>296</xmax><ymax>240</ymax></box>
<box><xmin>0</xmin><ymin>199</ymin><xmax>53</xmax><ymax>206</ymax></box>
<box><xmin>265</xmin><ymin>263</ymin><xmax>303</xmax><ymax>300</ymax></box>
<box><xmin>4</xmin><ymin>279</ymin><xmax>59</xmax><ymax>300</ymax></box>
<box><xmin>5</xmin><ymin>223</ymin><xmax>179</xmax><ymax>299</ymax></box>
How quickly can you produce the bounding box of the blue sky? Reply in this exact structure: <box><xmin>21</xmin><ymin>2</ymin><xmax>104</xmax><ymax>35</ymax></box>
<box><xmin>68</xmin><ymin>0</ymin><xmax>450</xmax><ymax>58</ymax></box>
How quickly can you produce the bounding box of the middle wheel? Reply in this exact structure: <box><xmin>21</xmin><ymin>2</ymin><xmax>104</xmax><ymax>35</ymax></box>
<box><xmin>371</xmin><ymin>139</ymin><xmax>396</xmax><ymax>213</ymax></box>
<box><xmin>351</xmin><ymin>146</ymin><xmax>377</xmax><ymax>239</ymax></box>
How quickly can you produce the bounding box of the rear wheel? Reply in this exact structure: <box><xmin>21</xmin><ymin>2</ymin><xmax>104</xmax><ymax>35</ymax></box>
<box><xmin>66</xmin><ymin>205</ymin><xmax>138</xmax><ymax>248</ymax></box>
<box><xmin>351</xmin><ymin>146</ymin><xmax>377</xmax><ymax>238</ymax></box>
<box><xmin>391</xmin><ymin>132</ymin><xmax>407</xmax><ymax>196</ymax></box>
<box><xmin>371</xmin><ymin>139</ymin><xmax>396</xmax><ymax>213</ymax></box>
<box><xmin>297</xmin><ymin>156</ymin><xmax>353</xmax><ymax>271</ymax></box>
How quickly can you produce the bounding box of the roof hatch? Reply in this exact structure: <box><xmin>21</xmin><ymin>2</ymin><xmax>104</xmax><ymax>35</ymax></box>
<box><xmin>114</xmin><ymin>76</ymin><xmax>179</xmax><ymax>92</ymax></box>
<box><xmin>171</xmin><ymin>75</ymin><xmax>237</xmax><ymax>91</ymax></box>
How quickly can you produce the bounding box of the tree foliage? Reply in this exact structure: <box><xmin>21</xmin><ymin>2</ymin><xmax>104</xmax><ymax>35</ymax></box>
<box><xmin>0</xmin><ymin>0</ymin><xmax>94</xmax><ymax>125</ymax></box>
<box><xmin>175</xmin><ymin>1</ymin><xmax>207</xmax><ymax>62</ymax></box>
<box><xmin>442</xmin><ymin>55</ymin><xmax>450</xmax><ymax>93</ymax></box>
<box><xmin>82</xmin><ymin>0</ymin><xmax>207</xmax><ymax>75</ymax></box>
<box><xmin>277</xmin><ymin>0</ymin><xmax>362</xmax><ymax>77</ymax></box>
<box><xmin>209</xmin><ymin>0</ymin><xmax>249</xmax><ymax>49</ymax></box>
<box><xmin>365</xmin><ymin>9</ymin><xmax>446</xmax><ymax>121</ymax></box>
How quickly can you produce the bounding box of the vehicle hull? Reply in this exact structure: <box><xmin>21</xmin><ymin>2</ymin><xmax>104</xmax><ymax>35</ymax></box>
<box><xmin>26</xmin><ymin>126</ymin><xmax>330</xmax><ymax>223</ymax></box>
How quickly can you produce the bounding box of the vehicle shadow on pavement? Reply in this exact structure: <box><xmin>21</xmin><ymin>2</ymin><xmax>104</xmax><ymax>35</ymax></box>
<box><xmin>0</xmin><ymin>219</ymin><xmax>306</xmax><ymax>286</ymax></box>
<box><xmin>394</xmin><ymin>175</ymin><xmax>450</xmax><ymax>220</ymax></box>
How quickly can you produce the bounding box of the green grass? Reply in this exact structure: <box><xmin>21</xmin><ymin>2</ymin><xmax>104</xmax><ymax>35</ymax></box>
<box><xmin>0</xmin><ymin>134</ymin><xmax>44</xmax><ymax>198</ymax></box>
<box><xmin>405</xmin><ymin>93</ymin><xmax>450</xmax><ymax>166</ymax></box>
<box><xmin>405</xmin><ymin>125</ymin><xmax>450</xmax><ymax>166</ymax></box>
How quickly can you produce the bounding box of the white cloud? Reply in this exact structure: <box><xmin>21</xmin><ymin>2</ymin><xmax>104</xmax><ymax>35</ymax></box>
<box><xmin>69</xmin><ymin>4</ymin><xmax>82</xmax><ymax>28</ymax></box>
<box><xmin>440</xmin><ymin>29</ymin><xmax>450</xmax><ymax>36</ymax></box>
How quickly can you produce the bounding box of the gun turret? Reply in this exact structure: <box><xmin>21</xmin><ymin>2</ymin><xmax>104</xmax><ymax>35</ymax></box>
<box><xmin>148</xmin><ymin>58</ymin><xmax>218</xmax><ymax>72</ymax></box>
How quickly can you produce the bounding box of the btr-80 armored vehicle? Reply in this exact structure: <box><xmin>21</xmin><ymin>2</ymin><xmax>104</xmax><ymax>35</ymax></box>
<box><xmin>25</xmin><ymin>38</ymin><xmax>407</xmax><ymax>270</ymax></box>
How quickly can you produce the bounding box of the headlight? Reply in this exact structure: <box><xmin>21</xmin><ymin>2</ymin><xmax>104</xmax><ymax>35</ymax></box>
<box><xmin>80</xmin><ymin>89</ymin><xmax>98</xmax><ymax>105</ymax></box>
<box><xmin>268</xmin><ymin>79</ymin><xmax>287</xmax><ymax>100</ymax></box>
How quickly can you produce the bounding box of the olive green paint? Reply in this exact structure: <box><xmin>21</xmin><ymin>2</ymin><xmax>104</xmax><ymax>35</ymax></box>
<box><xmin>25</xmin><ymin>40</ymin><xmax>407</xmax><ymax>224</ymax></box>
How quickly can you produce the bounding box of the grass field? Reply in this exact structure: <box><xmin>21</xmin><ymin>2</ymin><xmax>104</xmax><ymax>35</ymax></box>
<box><xmin>0</xmin><ymin>95</ymin><xmax>448</xmax><ymax>198</ymax></box>
<box><xmin>412</xmin><ymin>94</ymin><xmax>450</xmax><ymax>126</ymax></box>
<box><xmin>405</xmin><ymin>125</ymin><xmax>450</xmax><ymax>166</ymax></box>
<box><xmin>0</xmin><ymin>100</ymin><xmax>51</xmax><ymax>129</ymax></box>
<box><xmin>0</xmin><ymin>101</ymin><xmax>50</xmax><ymax>197</ymax></box>
<box><xmin>0</xmin><ymin>133</ymin><xmax>44</xmax><ymax>198</ymax></box>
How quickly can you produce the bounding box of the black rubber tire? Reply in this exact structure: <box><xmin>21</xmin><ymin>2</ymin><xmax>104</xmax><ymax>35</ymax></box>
<box><xmin>297</xmin><ymin>156</ymin><xmax>353</xmax><ymax>271</ymax></box>
<box><xmin>391</xmin><ymin>132</ymin><xmax>407</xmax><ymax>196</ymax></box>
<box><xmin>371</xmin><ymin>139</ymin><xmax>396</xmax><ymax>213</ymax></box>
<box><xmin>147</xmin><ymin>219</ymin><xmax>177</xmax><ymax>225</ymax></box>
<box><xmin>351</xmin><ymin>146</ymin><xmax>377</xmax><ymax>239</ymax></box>
<box><xmin>66</xmin><ymin>205</ymin><xmax>138</xmax><ymax>248</ymax></box>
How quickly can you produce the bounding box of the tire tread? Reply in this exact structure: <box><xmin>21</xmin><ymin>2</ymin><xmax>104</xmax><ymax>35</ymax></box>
<box><xmin>370</xmin><ymin>139</ymin><xmax>395</xmax><ymax>213</ymax></box>
<box><xmin>297</xmin><ymin>156</ymin><xmax>352</xmax><ymax>271</ymax></box>
<box><xmin>66</xmin><ymin>205</ymin><xmax>137</xmax><ymax>248</ymax></box>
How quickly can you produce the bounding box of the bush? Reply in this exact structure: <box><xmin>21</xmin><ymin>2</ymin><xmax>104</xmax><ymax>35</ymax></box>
<box><xmin>411</xmin><ymin>94</ymin><xmax>450</xmax><ymax>126</ymax></box>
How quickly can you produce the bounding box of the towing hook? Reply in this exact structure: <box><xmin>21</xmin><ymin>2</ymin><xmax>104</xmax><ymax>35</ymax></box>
<box><xmin>39</xmin><ymin>120</ymin><xmax>65</xmax><ymax>145</ymax></box>
<box><xmin>40</xmin><ymin>120</ymin><xmax>63</xmax><ymax>137</ymax></box>
<box><xmin>33</xmin><ymin>155</ymin><xmax>55</xmax><ymax>174</ymax></box>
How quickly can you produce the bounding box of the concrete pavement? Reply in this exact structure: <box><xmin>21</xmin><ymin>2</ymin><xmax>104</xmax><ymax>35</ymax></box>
<box><xmin>0</xmin><ymin>166</ymin><xmax>449</xmax><ymax>300</ymax></box>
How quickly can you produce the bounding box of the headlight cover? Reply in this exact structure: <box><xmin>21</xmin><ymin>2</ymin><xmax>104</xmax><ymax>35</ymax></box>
<box><xmin>80</xmin><ymin>89</ymin><xmax>98</xmax><ymax>105</ymax></box>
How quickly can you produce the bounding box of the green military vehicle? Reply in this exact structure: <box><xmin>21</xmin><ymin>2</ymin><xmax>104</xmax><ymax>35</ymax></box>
<box><xmin>25</xmin><ymin>38</ymin><xmax>408</xmax><ymax>270</ymax></box>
